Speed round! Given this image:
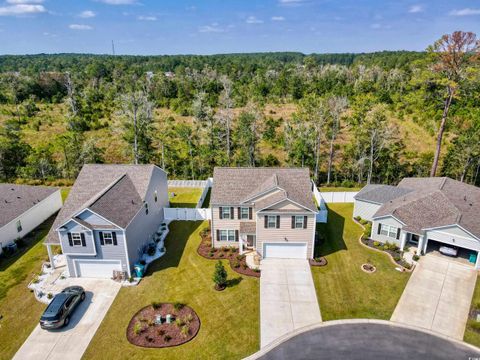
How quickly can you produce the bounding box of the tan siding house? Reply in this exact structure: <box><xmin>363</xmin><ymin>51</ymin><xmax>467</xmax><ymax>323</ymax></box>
<box><xmin>210</xmin><ymin>168</ymin><xmax>317</xmax><ymax>259</ymax></box>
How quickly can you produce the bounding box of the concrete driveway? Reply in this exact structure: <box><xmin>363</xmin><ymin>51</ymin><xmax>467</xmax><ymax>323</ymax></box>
<box><xmin>14</xmin><ymin>278</ymin><xmax>120</xmax><ymax>360</ymax></box>
<box><xmin>391</xmin><ymin>254</ymin><xmax>477</xmax><ymax>340</ymax></box>
<box><xmin>260</xmin><ymin>259</ymin><xmax>321</xmax><ymax>348</ymax></box>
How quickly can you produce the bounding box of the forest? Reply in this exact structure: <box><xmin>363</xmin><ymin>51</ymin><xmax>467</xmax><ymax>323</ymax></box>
<box><xmin>0</xmin><ymin>31</ymin><xmax>479</xmax><ymax>187</ymax></box>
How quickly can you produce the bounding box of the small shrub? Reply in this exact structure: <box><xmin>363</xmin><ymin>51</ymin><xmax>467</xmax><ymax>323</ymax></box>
<box><xmin>209</xmin><ymin>252</ymin><xmax>214</xmax><ymax>258</ymax></box>
<box><xmin>360</xmin><ymin>219</ymin><xmax>368</xmax><ymax>225</ymax></box>
<box><xmin>173</xmin><ymin>302</ymin><xmax>185</xmax><ymax>311</ymax></box>
<box><xmin>158</xmin><ymin>329</ymin><xmax>165</xmax><ymax>336</ymax></box>
<box><xmin>219</xmin><ymin>253</ymin><xmax>224</xmax><ymax>258</ymax></box>
<box><xmin>412</xmin><ymin>255</ymin><xmax>420</xmax><ymax>261</ymax></box>
<box><xmin>232</xmin><ymin>260</ymin><xmax>240</xmax><ymax>268</ymax></box>
<box><xmin>314</xmin><ymin>257</ymin><xmax>323</xmax><ymax>262</ymax></box>
<box><xmin>253</xmin><ymin>268</ymin><xmax>260</xmax><ymax>273</ymax></box>
<box><xmin>354</xmin><ymin>216</ymin><xmax>361</xmax><ymax>221</ymax></box>
<box><xmin>403</xmin><ymin>262</ymin><xmax>412</xmax><ymax>270</ymax></box>
<box><xmin>175</xmin><ymin>317</ymin><xmax>185</xmax><ymax>327</ymax></box>
<box><xmin>181</xmin><ymin>324</ymin><xmax>190</xmax><ymax>338</ymax></box>
<box><xmin>164</xmin><ymin>335</ymin><xmax>172</xmax><ymax>342</ymax></box>
<box><xmin>128</xmin><ymin>276</ymin><xmax>134</xmax><ymax>283</ymax></box>
<box><xmin>373</xmin><ymin>241</ymin><xmax>380</xmax><ymax>247</ymax></box>
<box><xmin>47</xmin><ymin>293</ymin><xmax>53</xmax><ymax>299</ymax></box>
<box><xmin>231</xmin><ymin>247</ymin><xmax>238</xmax><ymax>253</ymax></box>
<box><xmin>236</xmin><ymin>254</ymin><xmax>245</xmax><ymax>261</ymax></box>
<box><xmin>147</xmin><ymin>319</ymin><xmax>155</xmax><ymax>327</ymax></box>
<box><xmin>145</xmin><ymin>335</ymin><xmax>154</xmax><ymax>343</ymax></box>
<box><xmin>184</xmin><ymin>313</ymin><xmax>193</xmax><ymax>324</ymax></box>
<box><xmin>133</xmin><ymin>321</ymin><xmax>143</xmax><ymax>335</ymax></box>
<box><xmin>152</xmin><ymin>301</ymin><xmax>161</xmax><ymax>310</ymax></box>
<box><xmin>242</xmin><ymin>263</ymin><xmax>247</xmax><ymax>270</ymax></box>
<box><xmin>393</xmin><ymin>256</ymin><xmax>401</xmax><ymax>262</ymax></box>
<box><xmin>31</xmin><ymin>275</ymin><xmax>40</xmax><ymax>284</ymax></box>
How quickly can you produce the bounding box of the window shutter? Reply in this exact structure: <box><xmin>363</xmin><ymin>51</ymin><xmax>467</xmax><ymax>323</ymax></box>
<box><xmin>264</xmin><ymin>216</ymin><xmax>268</xmax><ymax>228</ymax></box>
<box><xmin>80</xmin><ymin>233</ymin><xmax>86</xmax><ymax>247</ymax></box>
<box><xmin>230</xmin><ymin>207</ymin><xmax>234</xmax><ymax>219</ymax></box>
<box><xmin>216</xmin><ymin>229</ymin><xmax>220</xmax><ymax>241</ymax></box>
<box><xmin>276</xmin><ymin>215</ymin><xmax>280</xmax><ymax>229</ymax></box>
<box><xmin>112</xmin><ymin>232</ymin><xmax>118</xmax><ymax>245</ymax></box>
<box><xmin>377</xmin><ymin>223</ymin><xmax>381</xmax><ymax>235</ymax></box>
<box><xmin>291</xmin><ymin>216</ymin><xmax>295</xmax><ymax>229</ymax></box>
<box><xmin>219</xmin><ymin>207</ymin><xmax>223</xmax><ymax>219</ymax></box>
<box><xmin>99</xmin><ymin>231</ymin><xmax>104</xmax><ymax>245</ymax></box>
<box><xmin>235</xmin><ymin>230</ymin><xmax>239</xmax><ymax>242</ymax></box>
<box><xmin>304</xmin><ymin>216</ymin><xmax>308</xmax><ymax>229</ymax></box>
<box><xmin>396</xmin><ymin>228</ymin><xmax>401</xmax><ymax>240</ymax></box>
<box><xmin>249</xmin><ymin>207</ymin><xmax>252</xmax><ymax>220</ymax></box>
<box><xmin>67</xmin><ymin>232</ymin><xmax>73</xmax><ymax>246</ymax></box>
<box><xmin>238</xmin><ymin>207</ymin><xmax>241</xmax><ymax>219</ymax></box>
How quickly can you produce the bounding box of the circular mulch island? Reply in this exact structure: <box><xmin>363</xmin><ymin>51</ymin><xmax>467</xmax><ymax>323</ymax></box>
<box><xmin>309</xmin><ymin>257</ymin><xmax>328</xmax><ymax>267</ymax></box>
<box><xmin>361</xmin><ymin>263</ymin><xmax>376</xmax><ymax>273</ymax></box>
<box><xmin>126</xmin><ymin>303</ymin><xmax>200</xmax><ymax>348</ymax></box>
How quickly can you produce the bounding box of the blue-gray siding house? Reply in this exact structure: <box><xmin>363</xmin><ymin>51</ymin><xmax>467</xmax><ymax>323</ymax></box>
<box><xmin>45</xmin><ymin>164</ymin><xmax>169</xmax><ymax>278</ymax></box>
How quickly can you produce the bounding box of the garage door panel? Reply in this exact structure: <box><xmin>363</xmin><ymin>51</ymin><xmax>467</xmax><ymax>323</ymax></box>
<box><xmin>264</xmin><ymin>243</ymin><xmax>307</xmax><ymax>259</ymax></box>
<box><xmin>75</xmin><ymin>260</ymin><xmax>121</xmax><ymax>278</ymax></box>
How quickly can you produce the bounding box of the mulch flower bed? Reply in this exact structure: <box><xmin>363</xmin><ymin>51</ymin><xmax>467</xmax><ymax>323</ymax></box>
<box><xmin>361</xmin><ymin>238</ymin><xmax>412</xmax><ymax>270</ymax></box>
<box><xmin>197</xmin><ymin>230</ymin><xmax>260</xmax><ymax>278</ymax></box>
<box><xmin>126</xmin><ymin>303</ymin><xmax>200</xmax><ymax>348</ymax></box>
<box><xmin>361</xmin><ymin>263</ymin><xmax>376</xmax><ymax>273</ymax></box>
<box><xmin>309</xmin><ymin>257</ymin><xmax>328</xmax><ymax>267</ymax></box>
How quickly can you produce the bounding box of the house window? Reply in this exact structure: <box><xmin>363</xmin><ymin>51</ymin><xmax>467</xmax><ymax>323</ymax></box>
<box><xmin>294</xmin><ymin>216</ymin><xmax>305</xmax><ymax>229</ymax></box>
<box><xmin>240</xmin><ymin>207</ymin><xmax>250</xmax><ymax>220</ymax></box>
<box><xmin>71</xmin><ymin>233</ymin><xmax>82</xmax><ymax>246</ymax></box>
<box><xmin>145</xmin><ymin>202</ymin><xmax>149</xmax><ymax>215</ymax></box>
<box><xmin>267</xmin><ymin>215</ymin><xmax>277</xmax><ymax>229</ymax></box>
<box><xmin>380</xmin><ymin>224</ymin><xmax>398</xmax><ymax>239</ymax></box>
<box><xmin>16</xmin><ymin>220</ymin><xmax>22</xmax><ymax>233</ymax></box>
<box><xmin>103</xmin><ymin>232</ymin><xmax>113</xmax><ymax>245</ymax></box>
<box><xmin>219</xmin><ymin>230</ymin><xmax>236</xmax><ymax>242</ymax></box>
<box><xmin>221</xmin><ymin>207</ymin><xmax>231</xmax><ymax>219</ymax></box>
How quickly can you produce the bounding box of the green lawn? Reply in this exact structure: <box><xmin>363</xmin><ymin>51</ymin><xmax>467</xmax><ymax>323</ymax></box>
<box><xmin>0</xmin><ymin>187</ymin><xmax>69</xmax><ymax>360</ymax></box>
<box><xmin>311</xmin><ymin>203</ymin><xmax>410</xmax><ymax>320</ymax></box>
<box><xmin>319</xmin><ymin>187</ymin><xmax>362</xmax><ymax>192</ymax></box>
<box><xmin>464</xmin><ymin>276</ymin><xmax>480</xmax><ymax>347</ymax></box>
<box><xmin>83</xmin><ymin>221</ymin><xmax>260</xmax><ymax>360</ymax></box>
<box><xmin>0</xmin><ymin>218</ymin><xmax>52</xmax><ymax>360</ymax></box>
<box><xmin>168</xmin><ymin>187</ymin><xmax>203</xmax><ymax>208</ymax></box>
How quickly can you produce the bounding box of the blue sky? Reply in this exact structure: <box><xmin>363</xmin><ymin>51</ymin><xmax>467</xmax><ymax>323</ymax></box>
<box><xmin>1</xmin><ymin>0</ymin><xmax>479</xmax><ymax>55</ymax></box>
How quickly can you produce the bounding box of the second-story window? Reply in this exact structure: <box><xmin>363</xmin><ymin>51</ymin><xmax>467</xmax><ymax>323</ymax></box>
<box><xmin>267</xmin><ymin>215</ymin><xmax>277</xmax><ymax>228</ymax></box>
<box><xmin>294</xmin><ymin>216</ymin><xmax>305</xmax><ymax>229</ymax></box>
<box><xmin>103</xmin><ymin>232</ymin><xmax>113</xmax><ymax>245</ymax></box>
<box><xmin>222</xmin><ymin>207</ymin><xmax>231</xmax><ymax>219</ymax></box>
<box><xmin>71</xmin><ymin>233</ymin><xmax>82</xmax><ymax>246</ymax></box>
<box><xmin>240</xmin><ymin>207</ymin><xmax>250</xmax><ymax>219</ymax></box>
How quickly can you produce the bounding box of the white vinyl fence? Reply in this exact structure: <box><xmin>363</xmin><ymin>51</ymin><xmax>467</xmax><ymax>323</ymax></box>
<box><xmin>165</xmin><ymin>178</ymin><xmax>213</xmax><ymax>221</ymax></box>
<box><xmin>319</xmin><ymin>191</ymin><xmax>358</xmax><ymax>203</ymax></box>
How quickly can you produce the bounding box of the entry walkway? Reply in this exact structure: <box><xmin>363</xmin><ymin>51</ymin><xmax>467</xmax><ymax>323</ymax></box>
<box><xmin>391</xmin><ymin>255</ymin><xmax>477</xmax><ymax>340</ymax></box>
<box><xmin>260</xmin><ymin>259</ymin><xmax>321</xmax><ymax>348</ymax></box>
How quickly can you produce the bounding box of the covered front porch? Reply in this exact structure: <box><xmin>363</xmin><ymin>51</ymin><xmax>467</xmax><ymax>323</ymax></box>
<box><xmin>238</xmin><ymin>221</ymin><xmax>257</xmax><ymax>255</ymax></box>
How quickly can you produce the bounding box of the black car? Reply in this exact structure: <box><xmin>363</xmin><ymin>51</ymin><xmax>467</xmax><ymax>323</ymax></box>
<box><xmin>40</xmin><ymin>286</ymin><xmax>85</xmax><ymax>330</ymax></box>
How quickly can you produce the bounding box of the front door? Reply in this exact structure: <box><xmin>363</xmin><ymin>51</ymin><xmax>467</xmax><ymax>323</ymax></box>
<box><xmin>246</xmin><ymin>235</ymin><xmax>256</xmax><ymax>248</ymax></box>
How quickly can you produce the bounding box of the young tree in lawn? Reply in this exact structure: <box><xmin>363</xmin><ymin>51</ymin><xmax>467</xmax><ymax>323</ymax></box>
<box><xmin>326</xmin><ymin>96</ymin><xmax>348</xmax><ymax>184</ymax></box>
<box><xmin>427</xmin><ymin>31</ymin><xmax>480</xmax><ymax>177</ymax></box>
<box><xmin>212</xmin><ymin>260</ymin><xmax>227</xmax><ymax>290</ymax></box>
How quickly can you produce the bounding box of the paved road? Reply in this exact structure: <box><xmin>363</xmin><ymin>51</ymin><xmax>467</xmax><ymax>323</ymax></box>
<box><xmin>391</xmin><ymin>254</ymin><xmax>477</xmax><ymax>339</ymax></box>
<box><xmin>14</xmin><ymin>278</ymin><xmax>120</xmax><ymax>360</ymax></box>
<box><xmin>260</xmin><ymin>259</ymin><xmax>321</xmax><ymax>348</ymax></box>
<box><xmin>256</xmin><ymin>322</ymin><xmax>480</xmax><ymax>360</ymax></box>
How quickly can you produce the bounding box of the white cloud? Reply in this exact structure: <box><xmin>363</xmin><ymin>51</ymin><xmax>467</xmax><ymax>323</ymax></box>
<box><xmin>96</xmin><ymin>0</ymin><xmax>137</xmax><ymax>5</ymax></box>
<box><xmin>6</xmin><ymin>0</ymin><xmax>44</xmax><ymax>3</ymax></box>
<box><xmin>69</xmin><ymin>24</ymin><xmax>93</xmax><ymax>30</ymax></box>
<box><xmin>137</xmin><ymin>15</ymin><xmax>157</xmax><ymax>21</ymax></box>
<box><xmin>0</xmin><ymin>4</ymin><xmax>45</xmax><ymax>16</ymax></box>
<box><xmin>246</xmin><ymin>15</ymin><xmax>263</xmax><ymax>24</ymax></box>
<box><xmin>198</xmin><ymin>24</ymin><xmax>224</xmax><ymax>33</ymax></box>
<box><xmin>408</xmin><ymin>4</ymin><xmax>424</xmax><ymax>13</ymax></box>
<box><xmin>278</xmin><ymin>0</ymin><xmax>305</xmax><ymax>7</ymax></box>
<box><xmin>79</xmin><ymin>10</ymin><xmax>96</xmax><ymax>18</ymax></box>
<box><xmin>271</xmin><ymin>16</ymin><xmax>285</xmax><ymax>21</ymax></box>
<box><xmin>449</xmin><ymin>8</ymin><xmax>480</xmax><ymax>16</ymax></box>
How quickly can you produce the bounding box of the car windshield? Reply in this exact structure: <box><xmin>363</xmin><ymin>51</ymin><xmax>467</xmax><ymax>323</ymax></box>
<box><xmin>41</xmin><ymin>294</ymin><xmax>68</xmax><ymax>320</ymax></box>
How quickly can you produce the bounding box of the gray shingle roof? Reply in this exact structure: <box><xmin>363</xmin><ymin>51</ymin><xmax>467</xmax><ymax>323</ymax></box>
<box><xmin>373</xmin><ymin>177</ymin><xmax>480</xmax><ymax>238</ymax></box>
<box><xmin>354</xmin><ymin>184</ymin><xmax>413</xmax><ymax>204</ymax></box>
<box><xmin>45</xmin><ymin>164</ymin><xmax>158</xmax><ymax>244</ymax></box>
<box><xmin>0</xmin><ymin>184</ymin><xmax>58</xmax><ymax>228</ymax></box>
<box><xmin>211</xmin><ymin>167</ymin><xmax>317</xmax><ymax>212</ymax></box>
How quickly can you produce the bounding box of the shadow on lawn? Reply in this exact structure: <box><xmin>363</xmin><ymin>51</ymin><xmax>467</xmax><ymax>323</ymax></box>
<box><xmin>226</xmin><ymin>276</ymin><xmax>243</xmax><ymax>288</ymax></box>
<box><xmin>315</xmin><ymin>206</ymin><xmax>347</xmax><ymax>257</ymax></box>
<box><xmin>144</xmin><ymin>220</ymin><xmax>203</xmax><ymax>277</ymax></box>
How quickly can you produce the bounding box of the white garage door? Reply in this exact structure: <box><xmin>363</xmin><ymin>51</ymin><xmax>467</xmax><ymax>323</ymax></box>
<box><xmin>264</xmin><ymin>243</ymin><xmax>307</xmax><ymax>259</ymax></box>
<box><xmin>75</xmin><ymin>260</ymin><xmax>121</xmax><ymax>278</ymax></box>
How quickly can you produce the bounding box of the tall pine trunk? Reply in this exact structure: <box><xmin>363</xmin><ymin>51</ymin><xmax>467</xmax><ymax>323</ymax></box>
<box><xmin>327</xmin><ymin>133</ymin><xmax>335</xmax><ymax>184</ymax></box>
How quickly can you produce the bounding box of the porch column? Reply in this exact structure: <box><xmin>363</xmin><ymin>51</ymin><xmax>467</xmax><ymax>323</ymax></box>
<box><xmin>475</xmin><ymin>252</ymin><xmax>480</xmax><ymax>270</ymax></box>
<box><xmin>239</xmin><ymin>235</ymin><xmax>243</xmax><ymax>255</ymax></box>
<box><xmin>399</xmin><ymin>232</ymin><xmax>407</xmax><ymax>251</ymax></box>
<box><xmin>46</xmin><ymin>244</ymin><xmax>55</xmax><ymax>269</ymax></box>
<box><xmin>417</xmin><ymin>236</ymin><xmax>425</xmax><ymax>256</ymax></box>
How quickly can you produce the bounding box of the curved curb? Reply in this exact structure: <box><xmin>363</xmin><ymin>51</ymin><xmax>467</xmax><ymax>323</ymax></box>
<box><xmin>353</xmin><ymin>218</ymin><xmax>414</xmax><ymax>272</ymax></box>
<box><xmin>244</xmin><ymin>319</ymin><xmax>480</xmax><ymax>359</ymax></box>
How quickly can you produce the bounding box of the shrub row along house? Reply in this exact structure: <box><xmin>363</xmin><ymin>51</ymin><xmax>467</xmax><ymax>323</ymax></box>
<box><xmin>44</xmin><ymin>164</ymin><xmax>169</xmax><ymax>278</ymax></box>
<box><xmin>210</xmin><ymin>167</ymin><xmax>318</xmax><ymax>259</ymax></box>
<box><xmin>354</xmin><ymin>177</ymin><xmax>480</xmax><ymax>269</ymax></box>
<box><xmin>0</xmin><ymin>184</ymin><xmax>62</xmax><ymax>254</ymax></box>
